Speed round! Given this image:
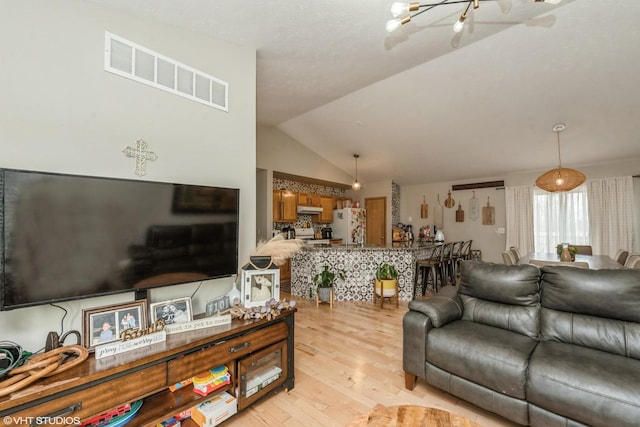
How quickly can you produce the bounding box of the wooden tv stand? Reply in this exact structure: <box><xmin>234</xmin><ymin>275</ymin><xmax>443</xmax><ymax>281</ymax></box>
<box><xmin>0</xmin><ymin>310</ymin><xmax>295</xmax><ymax>426</ymax></box>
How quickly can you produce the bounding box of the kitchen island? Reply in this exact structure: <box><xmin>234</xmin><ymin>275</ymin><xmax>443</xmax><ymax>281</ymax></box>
<box><xmin>290</xmin><ymin>243</ymin><xmax>437</xmax><ymax>302</ymax></box>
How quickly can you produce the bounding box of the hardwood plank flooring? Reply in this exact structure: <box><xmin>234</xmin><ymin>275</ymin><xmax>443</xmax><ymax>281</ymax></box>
<box><xmin>227</xmin><ymin>293</ymin><xmax>519</xmax><ymax>426</ymax></box>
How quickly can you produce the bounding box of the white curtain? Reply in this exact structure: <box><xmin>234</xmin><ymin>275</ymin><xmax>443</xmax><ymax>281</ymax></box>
<box><xmin>533</xmin><ymin>186</ymin><xmax>589</xmax><ymax>253</ymax></box>
<box><xmin>586</xmin><ymin>176</ymin><xmax>634</xmax><ymax>257</ymax></box>
<box><xmin>505</xmin><ymin>186</ymin><xmax>535</xmax><ymax>254</ymax></box>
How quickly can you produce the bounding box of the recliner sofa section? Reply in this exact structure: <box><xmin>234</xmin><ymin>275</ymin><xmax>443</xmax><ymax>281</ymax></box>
<box><xmin>403</xmin><ymin>261</ymin><xmax>640</xmax><ymax>426</ymax></box>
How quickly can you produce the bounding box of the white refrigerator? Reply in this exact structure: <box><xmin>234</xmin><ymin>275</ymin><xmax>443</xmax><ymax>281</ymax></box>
<box><xmin>332</xmin><ymin>208</ymin><xmax>366</xmax><ymax>245</ymax></box>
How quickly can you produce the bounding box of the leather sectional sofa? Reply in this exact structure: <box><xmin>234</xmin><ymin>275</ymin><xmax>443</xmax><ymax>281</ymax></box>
<box><xmin>403</xmin><ymin>261</ymin><xmax>640</xmax><ymax>426</ymax></box>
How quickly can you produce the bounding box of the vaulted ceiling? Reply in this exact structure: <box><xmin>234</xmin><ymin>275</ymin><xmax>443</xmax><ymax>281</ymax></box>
<box><xmin>86</xmin><ymin>0</ymin><xmax>640</xmax><ymax>185</ymax></box>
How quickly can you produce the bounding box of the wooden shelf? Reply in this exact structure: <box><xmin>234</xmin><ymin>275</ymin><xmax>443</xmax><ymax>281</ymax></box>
<box><xmin>1</xmin><ymin>311</ymin><xmax>295</xmax><ymax>427</ymax></box>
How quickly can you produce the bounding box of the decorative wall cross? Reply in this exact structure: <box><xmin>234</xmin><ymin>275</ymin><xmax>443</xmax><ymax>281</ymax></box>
<box><xmin>122</xmin><ymin>139</ymin><xmax>158</xmax><ymax>176</ymax></box>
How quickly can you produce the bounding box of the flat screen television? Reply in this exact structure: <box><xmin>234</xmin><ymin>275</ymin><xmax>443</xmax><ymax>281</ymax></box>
<box><xmin>0</xmin><ymin>168</ymin><xmax>239</xmax><ymax>310</ymax></box>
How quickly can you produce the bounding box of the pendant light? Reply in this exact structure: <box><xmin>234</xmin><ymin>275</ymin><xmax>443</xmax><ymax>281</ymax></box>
<box><xmin>352</xmin><ymin>154</ymin><xmax>361</xmax><ymax>190</ymax></box>
<box><xmin>535</xmin><ymin>124</ymin><xmax>586</xmax><ymax>192</ymax></box>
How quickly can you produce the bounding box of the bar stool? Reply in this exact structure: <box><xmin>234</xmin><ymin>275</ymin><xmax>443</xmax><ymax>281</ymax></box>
<box><xmin>460</xmin><ymin>240</ymin><xmax>473</xmax><ymax>261</ymax></box>
<box><xmin>414</xmin><ymin>244</ymin><xmax>443</xmax><ymax>297</ymax></box>
<box><xmin>439</xmin><ymin>242</ymin><xmax>455</xmax><ymax>286</ymax></box>
<box><xmin>449</xmin><ymin>241</ymin><xmax>464</xmax><ymax>283</ymax></box>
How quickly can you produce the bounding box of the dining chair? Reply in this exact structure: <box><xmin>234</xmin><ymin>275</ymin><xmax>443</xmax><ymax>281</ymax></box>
<box><xmin>529</xmin><ymin>259</ymin><xmax>589</xmax><ymax>268</ymax></box>
<box><xmin>614</xmin><ymin>249</ymin><xmax>629</xmax><ymax>265</ymax></box>
<box><xmin>509</xmin><ymin>247</ymin><xmax>522</xmax><ymax>262</ymax></box>
<box><xmin>502</xmin><ymin>251</ymin><xmax>515</xmax><ymax>265</ymax></box>
<box><xmin>624</xmin><ymin>255</ymin><xmax>640</xmax><ymax>269</ymax></box>
<box><xmin>572</xmin><ymin>245</ymin><xmax>593</xmax><ymax>255</ymax></box>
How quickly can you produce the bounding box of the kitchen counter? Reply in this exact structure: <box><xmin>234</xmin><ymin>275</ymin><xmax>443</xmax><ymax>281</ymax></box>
<box><xmin>291</xmin><ymin>243</ymin><xmax>437</xmax><ymax>302</ymax></box>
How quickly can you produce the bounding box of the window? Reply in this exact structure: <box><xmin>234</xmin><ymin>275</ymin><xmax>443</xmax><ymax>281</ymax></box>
<box><xmin>533</xmin><ymin>187</ymin><xmax>589</xmax><ymax>252</ymax></box>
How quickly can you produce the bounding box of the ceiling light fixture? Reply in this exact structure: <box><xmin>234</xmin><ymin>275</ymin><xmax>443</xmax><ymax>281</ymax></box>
<box><xmin>385</xmin><ymin>0</ymin><xmax>562</xmax><ymax>34</ymax></box>
<box><xmin>535</xmin><ymin>123</ymin><xmax>586</xmax><ymax>192</ymax></box>
<box><xmin>352</xmin><ymin>154</ymin><xmax>362</xmax><ymax>190</ymax></box>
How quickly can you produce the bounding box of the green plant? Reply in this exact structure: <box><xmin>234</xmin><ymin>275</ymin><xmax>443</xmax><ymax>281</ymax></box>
<box><xmin>556</xmin><ymin>244</ymin><xmax>579</xmax><ymax>256</ymax></box>
<box><xmin>375</xmin><ymin>262</ymin><xmax>398</xmax><ymax>281</ymax></box>
<box><xmin>313</xmin><ymin>265</ymin><xmax>345</xmax><ymax>288</ymax></box>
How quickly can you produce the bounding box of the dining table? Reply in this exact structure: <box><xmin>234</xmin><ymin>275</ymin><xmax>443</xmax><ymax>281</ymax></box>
<box><xmin>518</xmin><ymin>252</ymin><xmax>623</xmax><ymax>270</ymax></box>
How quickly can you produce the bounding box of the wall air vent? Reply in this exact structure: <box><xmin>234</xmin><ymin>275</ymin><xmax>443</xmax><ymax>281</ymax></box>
<box><xmin>104</xmin><ymin>31</ymin><xmax>228</xmax><ymax>112</ymax></box>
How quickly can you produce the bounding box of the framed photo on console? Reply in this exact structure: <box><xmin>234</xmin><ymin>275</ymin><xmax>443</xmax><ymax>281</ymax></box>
<box><xmin>150</xmin><ymin>297</ymin><xmax>193</xmax><ymax>325</ymax></box>
<box><xmin>82</xmin><ymin>300</ymin><xmax>147</xmax><ymax>352</ymax></box>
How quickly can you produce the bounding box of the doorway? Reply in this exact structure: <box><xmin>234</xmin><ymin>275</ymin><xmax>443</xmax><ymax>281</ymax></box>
<box><xmin>365</xmin><ymin>197</ymin><xmax>386</xmax><ymax>246</ymax></box>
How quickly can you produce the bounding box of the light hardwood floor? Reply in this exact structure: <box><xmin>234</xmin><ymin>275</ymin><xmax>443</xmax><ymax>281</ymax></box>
<box><xmin>227</xmin><ymin>292</ymin><xmax>519</xmax><ymax>427</ymax></box>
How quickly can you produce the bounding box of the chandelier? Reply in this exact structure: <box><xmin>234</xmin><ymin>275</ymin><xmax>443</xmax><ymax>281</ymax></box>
<box><xmin>535</xmin><ymin>124</ymin><xmax>586</xmax><ymax>192</ymax></box>
<box><xmin>352</xmin><ymin>154</ymin><xmax>362</xmax><ymax>190</ymax></box>
<box><xmin>386</xmin><ymin>0</ymin><xmax>562</xmax><ymax>34</ymax></box>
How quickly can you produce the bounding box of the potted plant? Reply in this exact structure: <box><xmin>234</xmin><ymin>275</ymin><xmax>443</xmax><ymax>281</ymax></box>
<box><xmin>374</xmin><ymin>262</ymin><xmax>399</xmax><ymax>306</ymax></box>
<box><xmin>313</xmin><ymin>265</ymin><xmax>345</xmax><ymax>302</ymax></box>
<box><xmin>556</xmin><ymin>244</ymin><xmax>578</xmax><ymax>261</ymax></box>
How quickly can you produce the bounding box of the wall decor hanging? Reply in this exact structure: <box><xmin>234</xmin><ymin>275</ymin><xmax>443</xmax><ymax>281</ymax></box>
<box><xmin>444</xmin><ymin>190</ymin><xmax>455</xmax><ymax>208</ymax></box>
<box><xmin>469</xmin><ymin>191</ymin><xmax>479</xmax><ymax>221</ymax></box>
<box><xmin>123</xmin><ymin>139</ymin><xmax>157</xmax><ymax>176</ymax></box>
<box><xmin>420</xmin><ymin>195</ymin><xmax>428</xmax><ymax>218</ymax></box>
<box><xmin>482</xmin><ymin>197</ymin><xmax>495</xmax><ymax>225</ymax></box>
<box><xmin>456</xmin><ymin>202</ymin><xmax>464</xmax><ymax>222</ymax></box>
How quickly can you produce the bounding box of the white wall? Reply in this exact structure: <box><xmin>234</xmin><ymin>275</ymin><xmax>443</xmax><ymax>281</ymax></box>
<box><xmin>0</xmin><ymin>0</ymin><xmax>256</xmax><ymax>351</ymax></box>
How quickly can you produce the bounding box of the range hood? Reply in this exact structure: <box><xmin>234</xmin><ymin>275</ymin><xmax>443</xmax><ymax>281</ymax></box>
<box><xmin>297</xmin><ymin>205</ymin><xmax>323</xmax><ymax>214</ymax></box>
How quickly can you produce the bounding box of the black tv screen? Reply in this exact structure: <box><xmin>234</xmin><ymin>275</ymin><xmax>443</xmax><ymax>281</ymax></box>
<box><xmin>0</xmin><ymin>168</ymin><xmax>239</xmax><ymax>310</ymax></box>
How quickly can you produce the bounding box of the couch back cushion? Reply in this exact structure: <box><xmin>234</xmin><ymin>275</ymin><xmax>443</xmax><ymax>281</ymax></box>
<box><xmin>540</xmin><ymin>266</ymin><xmax>640</xmax><ymax>358</ymax></box>
<box><xmin>459</xmin><ymin>262</ymin><xmax>541</xmax><ymax>339</ymax></box>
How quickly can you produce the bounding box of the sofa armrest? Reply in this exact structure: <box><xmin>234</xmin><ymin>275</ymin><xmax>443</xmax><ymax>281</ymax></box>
<box><xmin>403</xmin><ymin>287</ymin><xmax>463</xmax><ymax>389</ymax></box>
<box><xmin>407</xmin><ymin>286</ymin><xmax>463</xmax><ymax>327</ymax></box>
<box><xmin>403</xmin><ymin>310</ymin><xmax>431</xmax><ymax>387</ymax></box>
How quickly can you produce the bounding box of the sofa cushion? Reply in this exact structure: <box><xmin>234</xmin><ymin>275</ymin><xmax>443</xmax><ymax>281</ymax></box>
<box><xmin>427</xmin><ymin>320</ymin><xmax>538</xmax><ymax>399</ymax></box>
<box><xmin>541</xmin><ymin>307</ymin><xmax>640</xmax><ymax>359</ymax></box>
<box><xmin>540</xmin><ymin>266</ymin><xmax>640</xmax><ymax>358</ymax></box>
<box><xmin>541</xmin><ymin>266</ymin><xmax>640</xmax><ymax>322</ymax></box>
<box><xmin>459</xmin><ymin>262</ymin><xmax>541</xmax><ymax>338</ymax></box>
<box><xmin>527</xmin><ymin>341</ymin><xmax>640</xmax><ymax>427</ymax></box>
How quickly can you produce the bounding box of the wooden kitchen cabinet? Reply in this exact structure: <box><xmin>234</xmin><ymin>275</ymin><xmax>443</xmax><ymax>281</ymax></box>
<box><xmin>318</xmin><ymin>196</ymin><xmax>335</xmax><ymax>223</ymax></box>
<box><xmin>297</xmin><ymin>192</ymin><xmax>321</xmax><ymax>207</ymax></box>
<box><xmin>0</xmin><ymin>312</ymin><xmax>296</xmax><ymax>427</ymax></box>
<box><xmin>273</xmin><ymin>189</ymin><xmax>297</xmax><ymax>222</ymax></box>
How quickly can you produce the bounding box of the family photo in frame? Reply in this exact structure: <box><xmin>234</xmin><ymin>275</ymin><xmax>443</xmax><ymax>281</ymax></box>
<box><xmin>149</xmin><ymin>297</ymin><xmax>193</xmax><ymax>325</ymax></box>
<box><xmin>82</xmin><ymin>300</ymin><xmax>147</xmax><ymax>352</ymax></box>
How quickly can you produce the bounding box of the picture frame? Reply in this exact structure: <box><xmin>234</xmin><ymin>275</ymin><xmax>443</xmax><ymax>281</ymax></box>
<box><xmin>82</xmin><ymin>300</ymin><xmax>147</xmax><ymax>352</ymax></box>
<box><xmin>241</xmin><ymin>268</ymin><xmax>280</xmax><ymax>308</ymax></box>
<box><xmin>149</xmin><ymin>297</ymin><xmax>193</xmax><ymax>325</ymax></box>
